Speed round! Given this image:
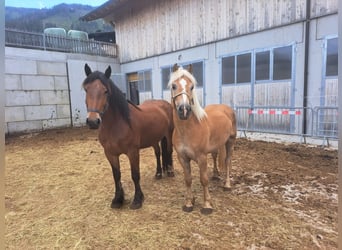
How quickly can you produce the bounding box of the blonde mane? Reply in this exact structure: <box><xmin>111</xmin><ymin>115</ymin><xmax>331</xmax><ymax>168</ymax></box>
<box><xmin>168</xmin><ymin>67</ymin><xmax>207</xmax><ymax>122</ymax></box>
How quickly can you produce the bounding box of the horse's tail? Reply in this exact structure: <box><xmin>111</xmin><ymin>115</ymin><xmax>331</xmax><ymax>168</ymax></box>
<box><xmin>161</xmin><ymin>136</ymin><xmax>168</xmax><ymax>172</ymax></box>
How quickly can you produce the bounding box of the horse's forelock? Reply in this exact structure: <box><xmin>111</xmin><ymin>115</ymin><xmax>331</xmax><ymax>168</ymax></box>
<box><xmin>168</xmin><ymin>67</ymin><xmax>197</xmax><ymax>88</ymax></box>
<box><xmin>83</xmin><ymin>71</ymin><xmax>108</xmax><ymax>88</ymax></box>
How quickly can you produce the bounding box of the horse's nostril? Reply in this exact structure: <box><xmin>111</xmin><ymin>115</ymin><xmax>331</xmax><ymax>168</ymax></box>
<box><xmin>177</xmin><ymin>105</ymin><xmax>184</xmax><ymax>113</ymax></box>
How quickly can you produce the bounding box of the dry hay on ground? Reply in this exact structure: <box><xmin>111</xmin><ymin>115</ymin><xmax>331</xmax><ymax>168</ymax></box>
<box><xmin>5</xmin><ymin>127</ymin><xmax>337</xmax><ymax>249</ymax></box>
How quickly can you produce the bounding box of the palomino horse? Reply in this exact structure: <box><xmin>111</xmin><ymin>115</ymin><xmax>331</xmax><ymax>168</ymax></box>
<box><xmin>83</xmin><ymin>64</ymin><xmax>174</xmax><ymax>209</ymax></box>
<box><xmin>169</xmin><ymin>64</ymin><xmax>237</xmax><ymax>214</ymax></box>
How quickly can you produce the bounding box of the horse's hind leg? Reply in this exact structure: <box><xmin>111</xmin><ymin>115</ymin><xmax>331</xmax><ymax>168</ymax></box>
<box><xmin>162</xmin><ymin>135</ymin><xmax>174</xmax><ymax>177</ymax></box>
<box><xmin>153</xmin><ymin>143</ymin><xmax>163</xmax><ymax>179</ymax></box>
<box><xmin>160</xmin><ymin>137</ymin><xmax>168</xmax><ymax>174</ymax></box>
<box><xmin>106</xmin><ymin>154</ymin><xmax>125</xmax><ymax>209</ymax></box>
<box><xmin>211</xmin><ymin>151</ymin><xmax>220</xmax><ymax>180</ymax></box>
<box><xmin>223</xmin><ymin>137</ymin><xmax>236</xmax><ymax>191</ymax></box>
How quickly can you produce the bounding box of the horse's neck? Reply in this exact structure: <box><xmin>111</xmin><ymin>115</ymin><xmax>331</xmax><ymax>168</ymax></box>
<box><xmin>173</xmin><ymin>110</ymin><xmax>201</xmax><ymax>136</ymax></box>
<box><xmin>101</xmin><ymin>106</ymin><xmax>125</xmax><ymax>128</ymax></box>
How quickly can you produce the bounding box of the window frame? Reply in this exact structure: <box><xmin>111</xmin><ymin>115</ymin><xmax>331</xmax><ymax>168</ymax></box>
<box><xmin>325</xmin><ymin>37</ymin><xmax>338</xmax><ymax>77</ymax></box>
<box><xmin>137</xmin><ymin>69</ymin><xmax>152</xmax><ymax>92</ymax></box>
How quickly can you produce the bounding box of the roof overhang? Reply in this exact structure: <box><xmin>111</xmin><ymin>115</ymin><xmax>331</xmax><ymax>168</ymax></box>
<box><xmin>80</xmin><ymin>0</ymin><xmax>156</xmax><ymax>23</ymax></box>
<box><xmin>80</xmin><ymin>0</ymin><xmax>129</xmax><ymax>22</ymax></box>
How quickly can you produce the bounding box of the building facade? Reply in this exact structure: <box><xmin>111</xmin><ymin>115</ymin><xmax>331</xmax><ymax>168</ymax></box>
<box><xmin>82</xmin><ymin>0</ymin><xmax>338</xmax><ymax>138</ymax></box>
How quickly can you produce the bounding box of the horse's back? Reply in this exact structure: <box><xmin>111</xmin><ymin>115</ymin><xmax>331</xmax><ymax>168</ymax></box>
<box><xmin>140</xmin><ymin>99</ymin><xmax>172</xmax><ymax>113</ymax></box>
<box><xmin>205</xmin><ymin>104</ymin><xmax>237</xmax><ymax>137</ymax></box>
<box><xmin>133</xmin><ymin>99</ymin><xmax>173</xmax><ymax>148</ymax></box>
<box><xmin>139</xmin><ymin>99</ymin><xmax>173</xmax><ymax>123</ymax></box>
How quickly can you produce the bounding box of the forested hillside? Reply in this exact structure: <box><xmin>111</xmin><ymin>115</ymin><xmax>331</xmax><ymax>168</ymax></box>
<box><xmin>5</xmin><ymin>4</ymin><xmax>112</xmax><ymax>33</ymax></box>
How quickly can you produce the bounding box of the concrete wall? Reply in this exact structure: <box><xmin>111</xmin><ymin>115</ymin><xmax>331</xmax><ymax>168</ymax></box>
<box><xmin>5</xmin><ymin>47</ymin><xmax>119</xmax><ymax>134</ymax></box>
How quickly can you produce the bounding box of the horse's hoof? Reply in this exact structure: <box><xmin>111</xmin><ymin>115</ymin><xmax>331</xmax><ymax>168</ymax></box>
<box><xmin>155</xmin><ymin>173</ymin><xmax>162</xmax><ymax>179</ymax></box>
<box><xmin>130</xmin><ymin>194</ymin><xmax>144</xmax><ymax>210</ymax></box>
<box><xmin>200</xmin><ymin>207</ymin><xmax>213</xmax><ymax>215</ymax></box>
<box><xmin>223</xmin><ymin>186</ymin><xmax>232</xmax><ymax>191</ymax></box>
<box><xmin>130</xmin><ymin>201</ymin><xmax>143</xmax><ymax>210</ymax></box>
<box><xmin>167</xmin><ymin>171</ymin><xmax>175</xmax><ymax>177</ymax></box>
<box><xmin>182</xmin><ymin>205</ymin><xmax>193</xmax><ymax>212</ymax></box>
<box><xmin>111</xmin><ymin>201</ymin><xmax>123</xmax><ymax>209</ymax></box>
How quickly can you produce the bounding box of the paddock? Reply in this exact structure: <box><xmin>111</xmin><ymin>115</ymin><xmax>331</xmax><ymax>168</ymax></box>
<box><xmin>5</xmin><ymin>127</ymin><xmax>337</xmax><ymax>249</ymax></box>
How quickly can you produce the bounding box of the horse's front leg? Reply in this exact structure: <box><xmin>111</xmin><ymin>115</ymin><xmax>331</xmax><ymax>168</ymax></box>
<box><xmin>198</xmin><ymin>155</ymin><xmax>213</xmax><ymax>214</ymax></box>
<box><xmin>127</xmin><ymin>149</ymin><xmax>144</xmax><ymax>209</ymax></box>
<box><xmin>106</xmin><ymin>153</ymin><xmax>124</xmax><ymax>209</ymax></box>
<box><xmin>178</xmin><ymin>155</ymin><xmax>194</xmax><ymax>212</ymax></box>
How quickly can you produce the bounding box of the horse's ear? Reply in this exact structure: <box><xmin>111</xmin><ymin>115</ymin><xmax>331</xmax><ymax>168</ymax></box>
<box><xmin>172</xmin><ymin>63</ymin><xmax>179</xmax><ymax>72</ymax></box>
<box><xmin>85</xmin><ymin>63</ymin><xmax>92</xmax><ymax>76</ymax></box>
<box><xmin>105</xmin><ymin>66</ymin><xmax>112</xmax><ymax>79</ymax></box>
<box><xmin>187</xmin><ymin>64</ymin><xmax>193</xmax><ymax>74</ymax></box>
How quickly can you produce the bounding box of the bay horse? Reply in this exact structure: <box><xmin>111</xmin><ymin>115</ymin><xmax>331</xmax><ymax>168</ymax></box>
<box><xmin>83</xmin><ymin>64</ymin><xmax>174</xmax><ymax>209</ymax></box>
<box><xmin>169</xmin><ymin>64</ymin><xmax>237</xmax><ymax>214</ymax></box>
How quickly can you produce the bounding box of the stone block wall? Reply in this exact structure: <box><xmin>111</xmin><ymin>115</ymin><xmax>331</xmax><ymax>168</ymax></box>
<box><xmin>5</xmin><ymin>57</ymin><xmax>70</xmax><ymax>134</ymax></box>
<box><xmin>5</xmin><ymin>47</ymin><xmax>119</xmax><ymax>134</ymax></box>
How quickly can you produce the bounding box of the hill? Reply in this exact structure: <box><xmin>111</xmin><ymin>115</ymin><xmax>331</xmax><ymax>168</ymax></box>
<box><xmin>5</xmin><ymin>4</ymin><xmax>113</xmax><ymax>34</ymax></box>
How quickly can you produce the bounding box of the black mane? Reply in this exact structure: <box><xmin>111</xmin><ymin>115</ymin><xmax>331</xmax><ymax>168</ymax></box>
<box><xmin>83</xmin><ymin>71</ymin><xmax>131</xmax><ymax>125</ymax></box>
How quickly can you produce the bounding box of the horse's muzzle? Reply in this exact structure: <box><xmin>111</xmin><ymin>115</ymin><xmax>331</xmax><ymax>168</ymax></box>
<box><xmin>177</xmin><ymin>104</ymin><xmax>191</xmax><ymax>120</ymax></box>
<box><xmin>86</xmin><ymin>118</ymin><xmax>101</xmax><ymax>129</ymax></box>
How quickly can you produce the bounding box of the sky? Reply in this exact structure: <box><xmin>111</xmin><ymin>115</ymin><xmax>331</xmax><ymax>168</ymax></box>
<box><xmin>5</xmin><ymin>0</ymin><xmax>109</xmax><ymax>9</ymax></box>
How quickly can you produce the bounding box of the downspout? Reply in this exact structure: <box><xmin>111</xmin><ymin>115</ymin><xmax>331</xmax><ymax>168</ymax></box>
<box><xmin>302</xmin><ymin>0</ymin><xmax>311</xmax><ymax>137</ymax></box>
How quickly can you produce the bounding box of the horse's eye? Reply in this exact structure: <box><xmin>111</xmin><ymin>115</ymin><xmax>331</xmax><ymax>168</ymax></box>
<box><xmin>172</xmin><ymin>84</ymin><xmax>177</xmax><ymax>90</ymax></box>
<box><xmin>190</xmin><ymin>85</ymin><xmax>194</xmax><ymax>91</ymax></box>
<box><xmin>104</xmin><ymin>90</ymin><xmax>108</xmax><ymax>94</ymax></box>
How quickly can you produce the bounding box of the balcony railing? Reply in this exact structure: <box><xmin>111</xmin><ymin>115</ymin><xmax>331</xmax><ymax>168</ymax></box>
<box><xmin>5</xmin><ymin>28</ymin><xmax>118</xmax><ymax>58</ymax></box>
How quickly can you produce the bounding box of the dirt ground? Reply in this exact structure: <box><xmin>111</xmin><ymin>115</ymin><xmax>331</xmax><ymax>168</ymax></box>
<box><xmin>5</xmin><ymin>127</ymin><xmax>338</xmax><ymax>249</ymax></box>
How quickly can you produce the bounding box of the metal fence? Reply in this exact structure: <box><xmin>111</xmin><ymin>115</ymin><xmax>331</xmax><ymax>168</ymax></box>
<box><xmin>5</xmin><ymin>28</ymin><xmax>118</xmax><ymax>57</ymax></box>
<box><xmin>235</xmin><ymin>106</ymin><xmax>338</xmax><ymax>140</ymax></box>
<box><xmin>314</xmin><ymin>106</ymin><xmax>338</xmax><ymax>138</ymax></box>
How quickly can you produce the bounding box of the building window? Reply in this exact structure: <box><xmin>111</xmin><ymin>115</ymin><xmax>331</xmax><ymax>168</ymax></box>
<box><xmin>326</xmin><ymin>37</ymin><xmax>338</xmax><ymax>77</ymax></box>
<box><xmin>237</xmin><ymin>53</ymin><xmax>252</xmax><ymax>83</ymax></box>
<box><xmin>222</xmin><ymin>53</ymin><xmax>251</xmax><ymax>84</ymax></box>
<box><xmin>138</xmin><ymin>70</ymin><xmax>152</xmax><ymax>92</ymax></box>
<box><xmin>222</xmin><ymin>45</ymin><xmax>293</xmax><ymax>84</ymax></box>
<box><xmin>273</xmin><ymin>46</ymin><xmax>292</xmax><ymax>80</ymax></box>
<box><xmin>222</xmin><ymin>56</ymin><xmax>235</xmax><ymax>84</ymax></box>
<box><xmin>255</xmin><ymin>51</ymin><xmax>270</xmax><ymax>81</ymax></box>
<box><xmin>162</xmin><ymin>67</ymin><xmax>171</xmax><ymax>90</ymax></box>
